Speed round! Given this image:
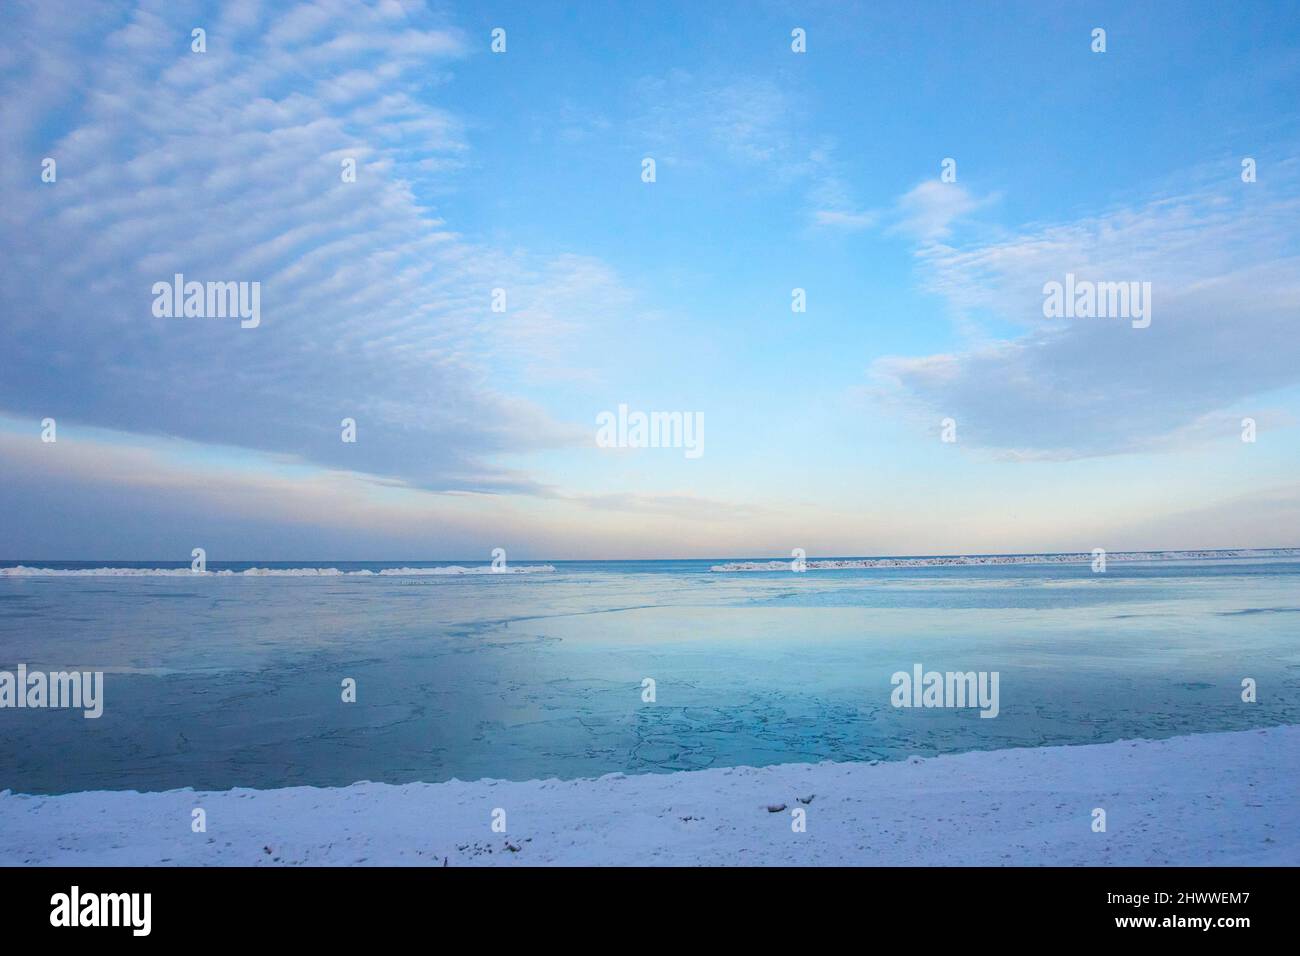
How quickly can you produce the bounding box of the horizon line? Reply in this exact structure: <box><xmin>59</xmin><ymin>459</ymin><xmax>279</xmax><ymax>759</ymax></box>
<box><xmin>3</xmin><ymin>546</ymin><xmax>1299</xmax><ymax>565</ymax></box>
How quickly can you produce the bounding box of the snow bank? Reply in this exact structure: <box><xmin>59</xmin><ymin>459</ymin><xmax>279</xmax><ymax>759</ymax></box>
<box><xmin>2</xmin><ymin>726</ymin><xmax>1296</xmax><ymax>866</ymax></box>
<box><xmin>711</xmin><ymin>549</ymin><xmax>1300</xmax><ymax>571</ymax></box>
<box><xmin>0</xmin><ymin>565</ymin><xmax>556</xmax><ymax>577</ymax></box>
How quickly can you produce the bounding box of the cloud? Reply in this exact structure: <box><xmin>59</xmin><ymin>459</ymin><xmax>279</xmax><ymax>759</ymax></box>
<box><xmin>630</xmin><ymin>71</ymin><xmax>872</xmax><ymax>229</ymax></box>
<box><xmin>0</xmin><ymin>423</ymin><xmax>549</xmax><ymax>559</ymax></box>
<box><xmin>892</xmin><ymin>180</ymin><xmax>990</xmax><ymax>240</ymax></box>
<box><xmin>562</xmin><ymin>491</ymin><xmax>767</xmax><ymax>522</ymax></box>
<box><xmin>812</xmin><ymin>208</ymin><xmax>877</xmax><ymax>231</ymax></box>
<box><xmin>0</xmin><ymin>423</ymin><xmax>770</xmax><ymax>559</ymax></box>
<box><xmin>634</xmin><ymin>72</ymin><xmax>798</xmax><ymax>169</ymax></box>
<box><xmin>0</xmin><ymin>0</ymin><xmax>633</xmax><ymax>494</ymax></box>
<box><xmin>871</xmin><ymin>176</ymin><xmax>1300</xmax><ymax>458</ymax></box>
<box><xmin>1120</xmin><ymin>484</ymin><xmax>1300</xmax><ymax>550</ymax></box>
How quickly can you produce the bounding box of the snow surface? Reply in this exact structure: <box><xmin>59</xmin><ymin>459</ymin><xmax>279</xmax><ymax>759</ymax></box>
<box><xmin>2</xmin><ymin>726</ymin><xmax>1296</xmax><ymax>866</ymax></box>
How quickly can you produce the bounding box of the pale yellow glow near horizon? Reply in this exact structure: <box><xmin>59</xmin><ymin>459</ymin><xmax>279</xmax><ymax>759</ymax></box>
<box><xmin>3</xmin><ymin>424</ymin><xmax>1297</xmax><ymax>558</ymax></box>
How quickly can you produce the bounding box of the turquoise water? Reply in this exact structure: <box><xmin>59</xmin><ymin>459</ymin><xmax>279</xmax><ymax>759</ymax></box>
<box><xmin>1</xmin><ymin>557</ymin><xmax>1298</xmax><ymax>794</ymax></box>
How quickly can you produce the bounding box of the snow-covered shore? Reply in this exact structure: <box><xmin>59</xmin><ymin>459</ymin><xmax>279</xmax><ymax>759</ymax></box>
<box><xmin>3</xmin><ymin>726</ymin><xmax>1296</xmax><ymax>866</ymax></box>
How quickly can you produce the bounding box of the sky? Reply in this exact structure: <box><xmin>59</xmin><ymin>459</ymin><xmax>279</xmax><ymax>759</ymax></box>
<box><xmin>1</xmin><ymin>0</ymin><xmax>1299</xmax><ymax>560</ymax></box>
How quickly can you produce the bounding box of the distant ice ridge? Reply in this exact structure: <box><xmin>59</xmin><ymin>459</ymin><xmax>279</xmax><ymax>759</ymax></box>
<box><xmin>0</xmin><ymin>565</ymin><xmax>557</xmax><ymax>577</ymax></box>
<box><xmin>710</xmin><ymin>548</ymin><xmax>1300</xmax><ymax>572</ymax></box>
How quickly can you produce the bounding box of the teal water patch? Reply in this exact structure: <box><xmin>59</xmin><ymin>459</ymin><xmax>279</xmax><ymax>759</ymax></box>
<box><xmin>1</xmin><ymin>558</ymin><xmax>1298</xmax><ymax>793</ymax></box>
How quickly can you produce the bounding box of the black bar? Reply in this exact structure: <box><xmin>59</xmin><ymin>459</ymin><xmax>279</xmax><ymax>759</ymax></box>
<box><xmin>0</xmin><ymin>866</ymin><xmax>1286</xmax><ymax>941</ymax></box>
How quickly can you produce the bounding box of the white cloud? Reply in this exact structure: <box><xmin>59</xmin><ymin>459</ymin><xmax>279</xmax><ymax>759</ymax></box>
<box><xmin>813</xmin><ymin>208</ymin><xmax>876</xmax><ymax>231</ymax></box>
<box><xmin>892</xmin><ymin>180</ymin><xmax>991</xmax><ymax>240</ymax></box>
<box><xmin>0</xmin><ymin>0</ymin><xmax>634</xmax><ymax>494</ymax></box>
<box><xmin>872</xmin><ymin>178</ymin><xmax>1300</xmax><ymax>457</ymax></box>
<box><xmin>630</xmin><ymin>71</ymin><xmax>872</xmax><ymax>230</ymax></box>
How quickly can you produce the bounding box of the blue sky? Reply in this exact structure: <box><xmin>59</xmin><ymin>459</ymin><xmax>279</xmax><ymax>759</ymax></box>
<box><xmin>2</xmin><ymin>0</ymin><xmax>1299</xmax><ymax>559</ymax></box>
